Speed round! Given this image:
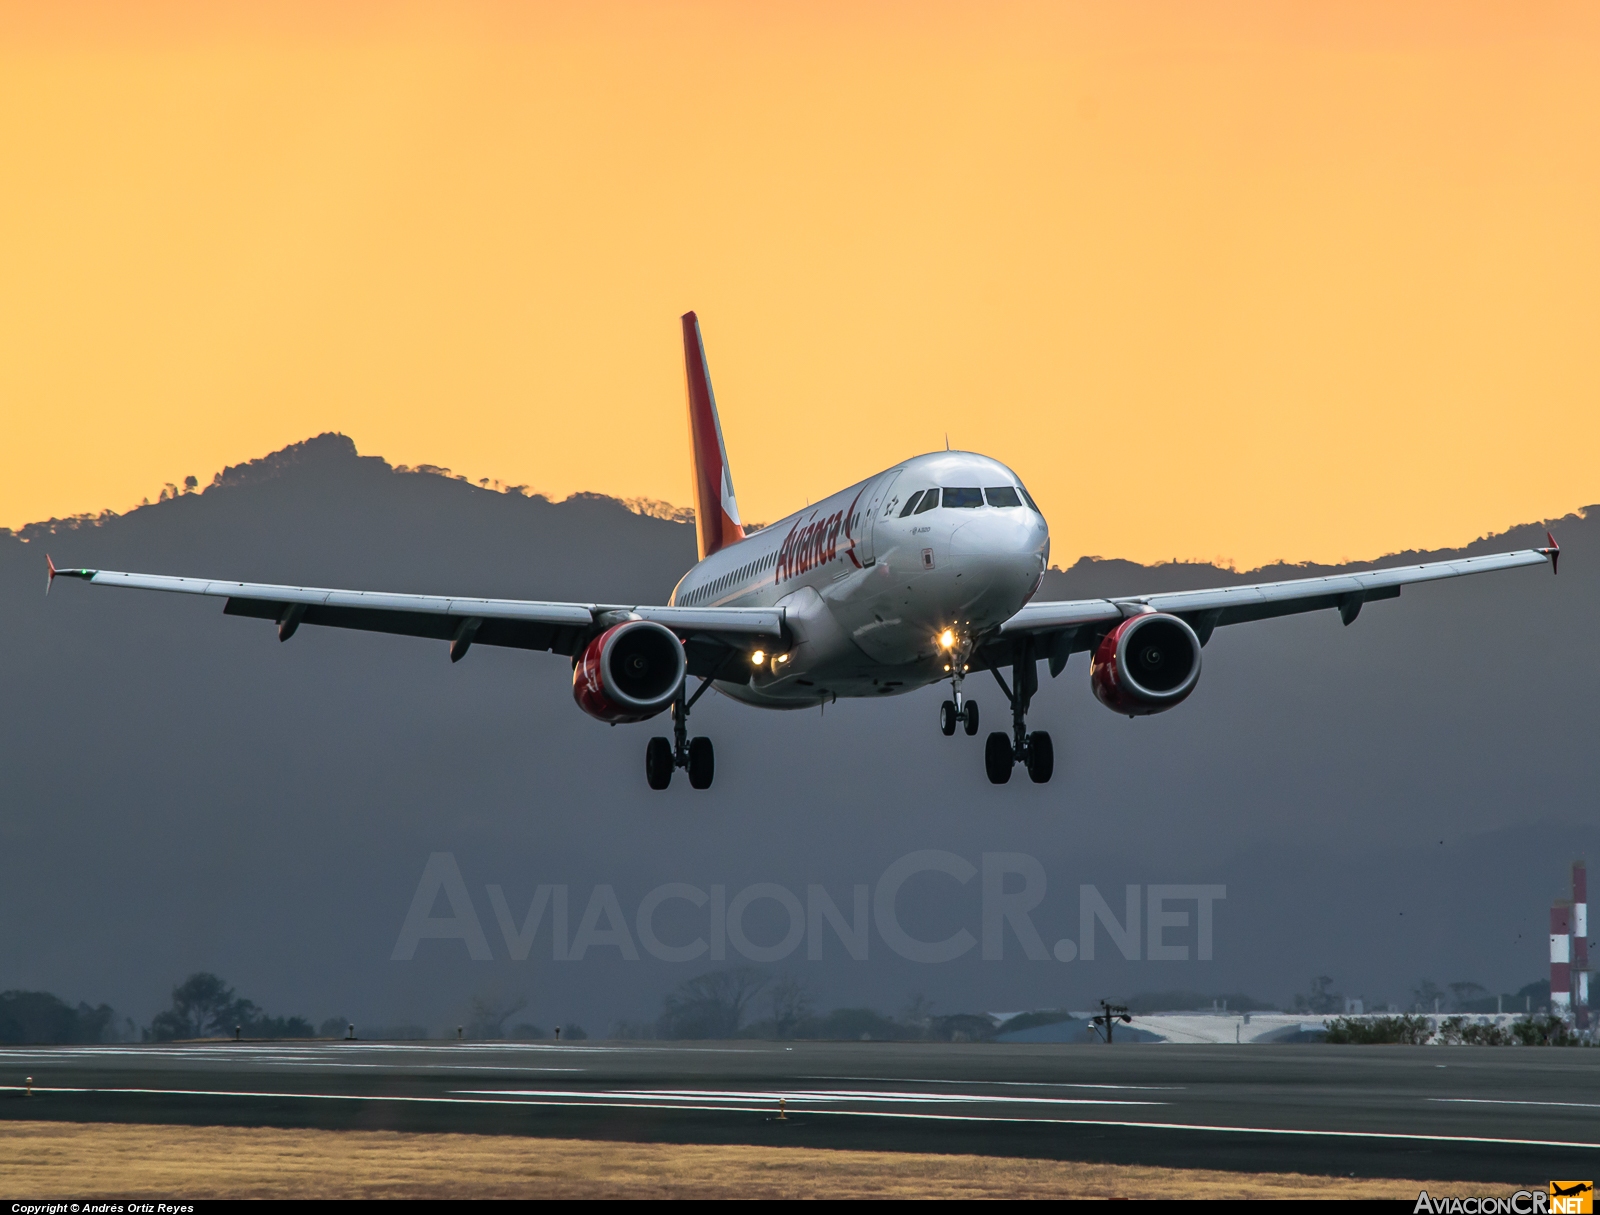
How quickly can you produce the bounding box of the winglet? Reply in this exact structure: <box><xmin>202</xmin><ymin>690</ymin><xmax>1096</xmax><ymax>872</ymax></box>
<box><xmin>1539</xmin><ymin>531</ymin><xmax>1560</xmax><ymax>576</ymax></box>
<box><xmin>45</xmin><ymin>556</ymin><xmax>96</xmax><ymax>592</ymax></box>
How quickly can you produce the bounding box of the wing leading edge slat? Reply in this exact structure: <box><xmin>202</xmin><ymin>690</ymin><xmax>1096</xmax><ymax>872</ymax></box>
<box><xmin>999</xmin><ymin>548</ymin><xmax>1553</xmax><ymax>639</ymax></box>
<box><xmin>60</xmin><ymin>568</ymin><xmax>784</xmax><ymax>657</ymax></box>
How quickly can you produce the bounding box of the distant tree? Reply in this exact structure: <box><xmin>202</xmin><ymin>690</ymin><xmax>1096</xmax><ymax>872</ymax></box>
<box><xmin>148</xmin><ymin>973</ymin><xmax>255</xmax><ymax>1040</ymax></box>
<box><xmin>1514</xmin><ymin>980</ymin><xmax>1550</xmax><ymax>1013</ymax></box>
<box><xmin>794</xmin><ymin>1007</ymin><xmax>905</xmax><ymax>1041</ymax></box>
<box><xmin>928</xmin><ymin>1013</ymin><xmax>999</xmax><ymax>1043</ymax></box>
<box><xmin>1293</xmin><ymin>976</ymin><xmax>1342</xmax><ymax>1015</ymax></box>
<box><xmin>1447</xmin><ymin>981</ymin><xmax>1488</xmax><ymax>1012</ymax></box>
<box><xmin>146</xmin><ymin>973</ymin><xmax>313</xmax><ymax>1040</ymax></box>
<box><xmin>900</xmin><ymin>993</ymin><xmax>937</xmax><ymax>1038</ymax></box>
<box><xmin>0</xmin><ymin>991</ymin><xmax>117</xmax><ymax>1044</ymax></box>
<box><xmin>608</xmin><ymin>1021</ymin><xmax>654</xmax><ymax>1040</ymax></box>
<box><xmin>248</xmin><ymin>1015</ymin><xmax>315</xmax><ymax>1039</ymax></box>
<box><xmin>768</xmin><ymin>977</ymin><xmax>813</xmax><ymax>1039</ymax></box>
<box><xmin>559</xmin><ymin>1024</ymin><xmax>588</xmax><ymax>1041</ymax></box>
<box><xmin>1325</xmin><ymin>1015</ymin><xmax>1432</xmax><ymax>1045</ymax></box>
<box><xmin>657</xmin><ymin>968</ymin><xmax>769</xmax><ymax>1040</ymax></box>
<box><xmin>1435</xmin><ymin>1016</ymin><xmax>1516</xmax><ymax>1046</ymax></box>
<box><xmin>508</xmin><ymin>1023</ymin><xmax>548</xmax><ymax>1040</ymax></box>
<box><xmin>465</xmin><ymin>993</ymin><xmax>528</xmax><ymax>1040</ymax></box>
<box><xmin>319</xmin><ymin>1016</ymin><xmax>348</xmax><ymax>1038</ymax></box>
<box><xmin>1509</xmin><ymin>1014</ymin><xmax>1579</xmax><ymax>1046</ymax></box>
<box><xmin>1411</xmin><ymin>980</ymin><xmax>1445</xmax><ymax>1013</ymax></box>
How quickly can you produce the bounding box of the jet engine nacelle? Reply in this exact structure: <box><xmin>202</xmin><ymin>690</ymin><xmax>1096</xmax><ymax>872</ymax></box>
<box><xmin>572</xmin><ymin>620</ymin><xmax>687</xmax><ymax>724</ymax></box>
<box><xmin>1090</xmin><ymin>612</ymin><xmax>1202</xmax><ymax>716</ymax></box>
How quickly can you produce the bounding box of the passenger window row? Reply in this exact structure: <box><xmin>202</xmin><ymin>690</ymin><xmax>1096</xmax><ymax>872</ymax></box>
<box><xmin>897</xmin><ymin>486</ymin><xmax>1038</xmax><ymax>515</ymax></box>
<box><xmin>685</xmin><ymin>549</ymin><xmax>779</xmax><ymax>605</ymax></box>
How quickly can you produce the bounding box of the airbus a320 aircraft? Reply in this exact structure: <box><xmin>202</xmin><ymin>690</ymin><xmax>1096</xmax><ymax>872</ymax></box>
<box><xmin>51</xmin><ymin>313</ymin><xmax>1559</xmax><ymax>790</ymax></box>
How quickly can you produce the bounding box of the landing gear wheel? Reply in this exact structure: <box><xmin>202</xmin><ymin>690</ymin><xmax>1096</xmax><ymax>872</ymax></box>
<box><xmin>962</xmin><ymin>700</ymin><xmax>980</xmax><ymax>736</ymax></box>
<box><xmin>1026</xmin><ymin>731</ymin><xmax>1054</xmax><ymax>784</ymax></box>
<box><xmin>687</xmin><ymin>736</ymin><xmax>715</xmax><ymax>789</ymax></box>
<box><xmin>984</xmin><ymin>732</ymin><xmax>1014</xmax><ymax>784</ymax></box>
<box><xmin>940</xmin><ymin>700</ymin><xmax>958</xmax><ymax>736</ymax></box>
<box><xmin>645</xmin><ymin>737</ymin><xmax>673</xmax><ymax>790</ymax></box>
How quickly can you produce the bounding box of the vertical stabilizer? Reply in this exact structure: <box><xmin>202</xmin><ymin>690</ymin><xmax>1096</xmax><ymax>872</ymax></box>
<box><xmin>681</xmin><ymin>311</ymin><xmax>745</xmax><ymax>559</ymax></box>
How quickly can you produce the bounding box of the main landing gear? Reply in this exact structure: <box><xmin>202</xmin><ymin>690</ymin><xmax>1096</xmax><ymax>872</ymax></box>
<box><xmin>983</xmin><ymin>639</ymin><xmax>1054</xmax><ymax>785</ymax></box>
<box><xmin>647</xmin><ymin>677</ymin><xmax>715</xmax><ymax>791</ymax></box>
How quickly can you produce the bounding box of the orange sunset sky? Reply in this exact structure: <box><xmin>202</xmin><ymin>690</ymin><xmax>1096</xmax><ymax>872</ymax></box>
<box><xmin>0</xmin><ymin>1</ymin><xmax>1595</xmax><ymax>569</ymax></box>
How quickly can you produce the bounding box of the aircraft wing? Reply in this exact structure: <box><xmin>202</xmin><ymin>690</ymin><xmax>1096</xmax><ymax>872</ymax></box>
<box><xmin>993</xmin><ymin>543</ymin><xmax>1557</xmax><ymax>674</ymax></box>
<box><xmin>46</xmin><ymin>565</ymin><xmax>785</xmax><ymax>673</ymax></box>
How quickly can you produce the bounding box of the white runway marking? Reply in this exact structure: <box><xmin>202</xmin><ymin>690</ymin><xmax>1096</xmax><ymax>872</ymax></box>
<box><xmin>450</xmin><ymin>1088</ymin><xmax>1162</xmax><ymax>1108</ymax></box>
<box><xmin>1431</xmin><ymin>1098</ymin><xmax>1600</xmax><ymax>1111</ymax></box>
<box><xmin>0</xmin><ymin>1044</ymin><xmax>757</xmax><ymax>1058</ymax></box>
<box><xmin>1</xmin><ymin>1084</ymin><xmax>1595</xmax><ymax>1150</ymax></box>
<box><xmin>803</xmin><ymin>1075</ymin><xmax>1182</xmax><ymax>1091</ymax></box>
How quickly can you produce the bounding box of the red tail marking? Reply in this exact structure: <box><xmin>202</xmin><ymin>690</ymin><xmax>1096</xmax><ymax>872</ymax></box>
<box><xmin>681</xmin><ymin>312</ymin><xmax>745</xmax><ymax>560</ymax></box>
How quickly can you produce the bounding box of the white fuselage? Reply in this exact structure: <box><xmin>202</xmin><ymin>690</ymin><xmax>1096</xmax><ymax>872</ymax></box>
<box><xmin>669</xmin><ymin>452</ymin><xmax>1050</xmax><ymax>706</ymax></box>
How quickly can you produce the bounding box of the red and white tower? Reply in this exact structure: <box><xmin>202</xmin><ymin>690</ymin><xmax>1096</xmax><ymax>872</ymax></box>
<box><xmin>1551</xmin><ymin>899</ymin><xmax>1572</xmax><ymax>1020</ymax></box>
<box><xmin>1574</xmin><ymin>861</ymin><xmax>1589</xmax><ymax>1029</ymax></box>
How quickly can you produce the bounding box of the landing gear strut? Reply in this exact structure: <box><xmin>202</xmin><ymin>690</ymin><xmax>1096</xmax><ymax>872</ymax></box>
<box><xmin>646</xmin><ymin>677</ymin><xmax>715</xmax><ymax>790</ymax></box>
<box><xmin>986</xmin><ymin>639</ymin><xmax>1054</xmax><ymax>784</ymax></box>
<box><xmin>939</xmin><ymin>634</ymin><xmax>980</xmax><ymax>738</ymax></box>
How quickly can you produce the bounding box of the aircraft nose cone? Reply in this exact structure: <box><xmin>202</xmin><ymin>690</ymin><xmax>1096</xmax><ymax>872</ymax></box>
<box><xmin>949</xmin><ymin>511</ymin><xmax>1047</xmax><ymax>562</ymax></box>
<box><xmin>947</xmin><ymin>511</ymin><xmax>1049</xmax><ymax>624</ymax></box>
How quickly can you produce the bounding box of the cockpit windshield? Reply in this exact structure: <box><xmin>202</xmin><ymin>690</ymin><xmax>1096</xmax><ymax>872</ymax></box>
<box><xmin>942</xmin><ymin>487</ymin><xmax>983</xmax><ymax>509</ymax></box>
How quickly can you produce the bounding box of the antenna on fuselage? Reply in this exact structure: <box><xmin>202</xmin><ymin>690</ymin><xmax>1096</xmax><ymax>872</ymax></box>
<box><xmin>944</xmin><ymin>433</ymin><xmax>950</xmax><ymax>451</ymax></box>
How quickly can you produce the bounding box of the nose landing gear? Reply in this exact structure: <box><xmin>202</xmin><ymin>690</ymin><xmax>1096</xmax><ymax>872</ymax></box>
<box><xmin>939</xmin><ymin>696</ymin><xmax>979</xmax><ymax>737</ymax></box>
<box><xmin>646</xmin><ymin>677</ymin><xmax>716</xmax><ymax>790</ymax></box>
<box><xmin>985</xmin><ymin>639</ymin><xmax>1054</xmax><ymax>784</ymax></box>
<box><xmin>938</xmin><ymin>633</ymin><xmax>980</xmax><ymax>738</ymax></box>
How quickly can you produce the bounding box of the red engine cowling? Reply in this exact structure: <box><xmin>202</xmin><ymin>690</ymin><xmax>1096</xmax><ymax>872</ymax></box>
<box><xmin>1090</xmin><ymin>612</ymin><xmax>1202</xmax><ymax>717</ymax></box>
<box><xmin>572</xmin><ymin>620</ymin><xmax>687</xmax><ymax>724</ymax></box>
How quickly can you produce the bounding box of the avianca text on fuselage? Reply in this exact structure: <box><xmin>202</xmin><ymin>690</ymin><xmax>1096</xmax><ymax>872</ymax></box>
<box><xmin>775</xmin><ymin>500</ymin><xmax>859</xmax><ymax>584</ymax></box>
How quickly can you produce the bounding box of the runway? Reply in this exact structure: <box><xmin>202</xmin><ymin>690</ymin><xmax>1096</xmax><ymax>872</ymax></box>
<box><xmin>2</xmin><ymin>1040</ymin><xmax>1596</xmax><ymax>1183</ymax></box>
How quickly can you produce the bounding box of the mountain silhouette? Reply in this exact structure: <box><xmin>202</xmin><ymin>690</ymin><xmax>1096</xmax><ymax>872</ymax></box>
<box><xmin>1</xmin><ymin>435</ymin><xmax>1593</xmax><ymax>1032</ymax></box>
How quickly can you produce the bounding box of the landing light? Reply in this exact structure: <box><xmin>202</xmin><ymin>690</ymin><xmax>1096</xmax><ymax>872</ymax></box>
<box><xmin>938</xmin><ymin>628</ymin><xmax>956</xmax><ymax>649</ymax></box>
<box><xmin>751</xmin><ymin>649</ymin><xmax>766</xmax><ymax>666</ymax></box>
<box><xmin>776</xmin><ymin>653</ymin><xmax>790</xmax><ymax>665</ymax></box>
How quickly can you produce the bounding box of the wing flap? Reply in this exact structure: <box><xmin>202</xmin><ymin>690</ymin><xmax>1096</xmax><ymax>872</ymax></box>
<box><xmin>997</xmin><ymin>599</ymin><xmax>1121</xmax><ymax>634</ymax></box>
<box><xmin>89</xmin><ymin>570</ymin><xmax>596</xmax><ymax>626</ymax></box>
<box><xmin>60</xmin><ymin>566</ymin><xmax>784</xmax><ymax>659</ymax></box>
<box><xmin>1140</xmin><ymin>550</ymin><xmax>1548</xmax><ymax>618</ymax></box>
<box><xmin>221</xmin><ymin>598</ymin><xmax>583</xmax><ymax>653</ymax></box>
<box><xmin>635</xmin><ymin>605</ymin><xmax>784</xmax><ymax>637</ymax></box>
<box><xmin>1000</xmin><ymin>548</ymin><xmax>1553</xmax><ymax>640</ymax></box>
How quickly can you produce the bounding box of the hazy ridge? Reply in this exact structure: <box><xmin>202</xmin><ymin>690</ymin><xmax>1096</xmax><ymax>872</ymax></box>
<box><xmin>1</xmin><ymin>435</ymin><xmax>1594</xmax><ymax>1032</ymax></box>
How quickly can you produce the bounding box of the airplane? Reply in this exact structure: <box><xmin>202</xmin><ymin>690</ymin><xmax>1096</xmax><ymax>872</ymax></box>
<box><xmin>48</xmin><ymin>312</ymin><xmax>1560</xmax><ymax>790</ymax></box>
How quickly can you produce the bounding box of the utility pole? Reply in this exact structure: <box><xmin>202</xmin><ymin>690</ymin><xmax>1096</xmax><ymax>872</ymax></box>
<box><xmin>1092</xmin><ymin>1000</ymin><xmax>1132</xmax><ymax>1043</ymax></box>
